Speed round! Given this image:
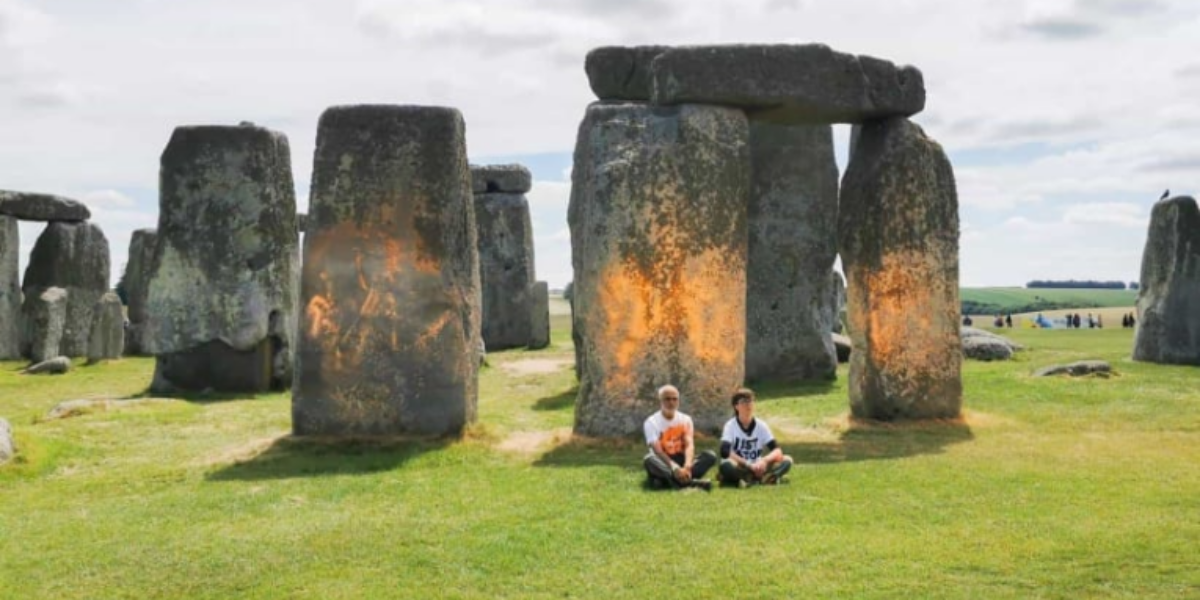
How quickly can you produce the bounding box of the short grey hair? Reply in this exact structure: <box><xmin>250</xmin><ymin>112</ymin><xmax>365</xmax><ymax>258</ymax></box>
<box><xmin>657</xmin><ymin>384</ymin><xmax>680</xmax><ymax>400</ymax></box>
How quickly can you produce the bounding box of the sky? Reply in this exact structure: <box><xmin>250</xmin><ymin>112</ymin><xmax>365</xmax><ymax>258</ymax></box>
<box><xmin>2</xmin><ymin>0</ymin><xmax>1198</xmax><ymax>290</ymax></box>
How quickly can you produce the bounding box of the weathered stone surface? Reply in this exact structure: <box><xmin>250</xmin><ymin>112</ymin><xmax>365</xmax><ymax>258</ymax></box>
<box><xmin>1034</xmin><ymin>360</ymin><xmax>1111</xmax><ymax>377</ymax></box>
<box><xmin>153</xmin><ymin>339</ymin><xmax>275</xmax><ymax>392</ymax></box>
<box><xmin>22</xmin><ymin>222</ymin><xmax>110</xmax><ymax>357</ymax></box>
<box><xmin>122</xmin><ymin>229</ymin><xmax>157</xmax><ymax>355</ymax></box>
<box><xmin>24</xmin><ymin>356</ymin><xmax>71</xmax><ymax>374</ymax></box>
<box><xmin>528</xmin><ymin>281</ymin><xmax>550</xmax><ymax>350</ymax></box>
<box><xmin>20</xmin><ymin>287</ymin><xmax>67</xmax><ymax>363</ymax></box>
<box><xmin>0</xmin><ymin>189</ymin><xmax>91</xmax><ymax>221</ymax></box>
<box><xmin>962</xmin><ymin>326</ymin><xmax>1023</xmax><ymax>351</ymax></box>
<box><xmin>831</xmin><ymin>269</ymin><xmax>847</xmax><ymax>334</ymax></box>
<box><xmin>745</xmin><ymin>122</ymin><xmax>839</xmax><ymax>382</ymax></box>
<box><xmin>0</xmin><ymin>417</ymin><xmax>12</xmax><ymax>464</ymax></box>
<box><xmin>86</xmin><ymin>291</ymin><xmax>124</xmax><ymax>363</ymax></box>
<box><xmin>839</xmin><ymin>117</ymin><xmax>961</xmax><ymax>420</ymax></box>
<box><xmin>832</xmin><ymin>332</ymin><xmax>851</xmax><ymax>363</ymax></box>
<box><xmin>294</xmin><ymin>105</ymin><xmax>480</xmax><ymax>436</ymax></box>
<box><xmin>471</xmin><ymin>164</ymin><xmax>532</xmax><ymax>194</ymax></box>
<box><xmin>475</xmin><ymin>192</ymin><xmax>535</xmax><ymax>350</ymax></box>
<box><xmin>1133</xmin><ymin>196</ymin><xmax>1200</xmax><ymax>365</ymax></box>
<box><xmin>585</xmin><ymin>45</ymin><xmax>671</xmax><ymax>101</ymax></box>
<box><xmin>651</xmin><ymin>44</ymin><xmax>925</xmax><ymax>124</ymax></box>
<box><xmin>147</xmin><ymin>123</ymin><xmax>299</xmax><ymax>392</ymax></box>
<box><xmin>0</xmin><ymin>215</ymin><xmax>19</xmax><ymax>359</ymax></box>
<box><xmin>569</xmin><ymin>102</ymin><xmax>750</xmax><ymax>436</ymax></box>
<box><xmin>962</xmin><ymin>335</ymin><xmax>1013</xmax><ymax>361</ymax></box>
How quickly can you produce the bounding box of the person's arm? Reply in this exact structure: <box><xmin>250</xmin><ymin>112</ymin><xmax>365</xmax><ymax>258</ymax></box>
<box><xmin>682</xmin><ymin>423</ymin><xmax>696</xmax><ymax>477</ymax></box>
<box><xmin>752</xmin><ymin>437</ymin><xmax>782</xmax><ymax>475</ymax></box>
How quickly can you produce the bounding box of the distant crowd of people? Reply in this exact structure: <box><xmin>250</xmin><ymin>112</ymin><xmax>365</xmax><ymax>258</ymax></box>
<box><xmin>961</xmin><ymin>312</ymin><xmax>1133</xmax><ymax>329</ymax></box>
<box><xmin>1063</xmin><ymin>313</ymin><xmax>1103</xmax><ymax>329</ymax></box>
<box><xmin>961</xmin><ymin>314</ymin><xmax>1013</xmax><ymax>328</ymax></box>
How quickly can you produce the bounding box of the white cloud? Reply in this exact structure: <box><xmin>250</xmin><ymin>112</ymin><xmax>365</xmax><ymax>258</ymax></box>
<box><xmin>1061</xmin><ymin>202</ymin><xmax>1146</xmax><ymax>227</ymax></box>
<box><xmin>81</xmin><ymin>189</ymin><xmax>137</xmax><ymax>209</ymax></box>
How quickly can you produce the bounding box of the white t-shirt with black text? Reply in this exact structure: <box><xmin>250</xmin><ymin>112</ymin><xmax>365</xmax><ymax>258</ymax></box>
<box><xmin>720</xmin><ymin>417</ymin><xmax>776</xmax><ymax>462</ymax></box>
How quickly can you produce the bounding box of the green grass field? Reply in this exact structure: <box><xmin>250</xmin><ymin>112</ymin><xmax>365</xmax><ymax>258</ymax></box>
<box><xmin>962</xmin><ymin>287</ymin><xmax>1137</xmax><ymax>316</ymax></box>
<box><xmin>2</xmin><ymin>302</ymin><xmax>1197</xmax><ymax>599</ymax></box>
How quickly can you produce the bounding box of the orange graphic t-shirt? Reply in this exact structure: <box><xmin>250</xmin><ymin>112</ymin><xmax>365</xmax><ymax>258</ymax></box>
<box><xmin>644</xmin><ymin>411</ymin><xmax>693</xmax><ymax>459</ymax></box>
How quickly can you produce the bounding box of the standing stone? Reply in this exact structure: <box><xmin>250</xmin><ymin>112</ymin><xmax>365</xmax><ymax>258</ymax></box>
<box><xmin>123</xmin><ymin>229</ymin><xmax>157</xmax><ymax>355</ymax></box>
<box><xmin>87</xmin><ymin>291</ymin><xmax>125</xmax><ymax>363</ymax></box>
<box><xmin>831</xmin><ymin>269</ymin><xmax>847</xmax><ymax>334</ymax></box>
<box><xmin>838</xmin><ymin>117</ymin><xmax>961</xmax><ymax>420</ymax></box>
<box><xmin>22</xmin><ymin>222</ymin><xmax>110</xmax><ymax>357</ymax></box>
<box><xmin>20</xmin><ymin>287</ymin><xmax>67</xmax><ymax>363</ymax></box>
<box><xmin>569</xmin><ymin>102</ymin><xmax>749</xmax><ymax>436</ymax></box>
<box><xmin>0</xmin><ymin>215</ymin><xmax>18</xmax><ymax>359</ymax></box>
<box><xmin>1133</xmin><ymin>195</ymin><xmax>1200</xmax><ymax>365</ymax></box>
<box><xmin>745</xmin><ymin>122</ymin><xmax>839</xmax><ymax>382</ymax></box>
<box><xmin>528</xmin><ymin>281</ymin><xmax>550</xmax><ymax>350</ymax></box>
<box><xmin>147</xmin><ymin>124</ymin><xmax>299</xmax><ymax>392</ymax></box>
<box><xmin>294</xmin><ymin>105</ymin><xmax>480</xmax><ymax>437</ymax></box>
<box><xmin>474</xmin><ymin>191</ymin><xmax>535</xmax><ymax>350</ymax></box>
<box><xmin>471</xmin><ymin>164</ymin><xmax>533</xmax><ymax>194</ymax></box>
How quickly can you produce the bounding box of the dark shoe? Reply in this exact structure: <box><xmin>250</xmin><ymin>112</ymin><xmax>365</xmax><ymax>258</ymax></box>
<box><xmin>691</xmin><ymin>480</ymin><xmax>713</xmax><ymax>492</ymax></box>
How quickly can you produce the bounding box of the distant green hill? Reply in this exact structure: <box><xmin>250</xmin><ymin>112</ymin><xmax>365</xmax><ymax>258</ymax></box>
<box><xmin>961</xmin><ymin>287</ymin><xmax>1136</xmax><ymax>315</ymax></box>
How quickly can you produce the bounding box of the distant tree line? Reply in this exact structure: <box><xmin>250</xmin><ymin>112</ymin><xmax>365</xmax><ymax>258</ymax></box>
<box><xmin>1025</xmin><ymin>280</ymin><xmax>1129</xmax><ymax>290</ymax></box>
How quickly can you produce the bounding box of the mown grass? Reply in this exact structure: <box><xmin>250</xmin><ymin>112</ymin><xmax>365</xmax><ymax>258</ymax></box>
<box><xmin>1</xmin><ymin>307</ymin><xmax>1197</xmax><ymax>599</ymax></box>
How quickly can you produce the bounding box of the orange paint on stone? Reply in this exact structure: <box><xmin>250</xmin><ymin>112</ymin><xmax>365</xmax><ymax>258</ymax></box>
<box><xmin>302</xmin><ymin>216</ymin><xmax>448</xmax><ymax>379</ymax></box>
<box><xmin>594</xmin><ymin>248</ymin><xmax>743</xmax><ymax>393</ymax></box>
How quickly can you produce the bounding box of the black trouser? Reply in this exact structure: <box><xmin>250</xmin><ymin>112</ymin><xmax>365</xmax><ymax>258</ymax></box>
<box><xmin>644</xmin><ymin>450</ymin><xmax>717</xmax><ymax>484</ymax></box>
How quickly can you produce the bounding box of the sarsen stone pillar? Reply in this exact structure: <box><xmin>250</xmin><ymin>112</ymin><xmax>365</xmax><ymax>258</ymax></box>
<box><xmin>838</xmin><ymin>117</ymin><xmax>961</xmax><ymax>420</ymax></box>
<box><xmin>569</xmin><ymin>102</ymin><xmax>749</xmax><ymax>436</ymax></box>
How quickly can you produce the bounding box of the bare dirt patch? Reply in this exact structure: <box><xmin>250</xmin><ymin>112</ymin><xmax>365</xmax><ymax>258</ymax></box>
<box><xmin>499</xmin><ymin>357</ymin><xmax>574</xmax><ymax>376</ymax></box>
<box><xmin>497</xmin><ymin>427</ymin><xmax>572</xmax><ymax>455</ymax></box>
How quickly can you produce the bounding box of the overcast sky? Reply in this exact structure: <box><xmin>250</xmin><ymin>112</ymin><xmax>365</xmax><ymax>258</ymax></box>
<box><xmin>3</xmin><ymin>0</ymin><xmax>1198</xmax><ymax>289</ymax></box>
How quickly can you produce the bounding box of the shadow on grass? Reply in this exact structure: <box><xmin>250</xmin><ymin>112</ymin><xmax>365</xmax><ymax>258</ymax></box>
<box><xmin>791</xmin><ymin>419</ymin><xmax>974</xmax><ymax>464</ymax></box>
<box><xmin>533</xmin><ymin>386</ymin><xmax>577</xmax><ymax>412</ymax></box>
<box><xmin>123</xmin><ymin>387</ymin><xmax>280</xmax><ymax>404</ymax></box>
<box><xmin>205</xmin><ymin>435</ymin><xmax>451</xmax><ymax>481</ymax></box>
<box><xmin>532</xmin><ymin>419</ymin><xmax>973</xmax><ymax>470</ymax></box>
<box><xmin>752</xmin><ymin>378</ymin><xmax>838</xmax><ymax>400</ymax></box>
<box><xmin>532</xmin><ymin>435</ymin><xmax>644</xmax><ymax>471</ymax></box>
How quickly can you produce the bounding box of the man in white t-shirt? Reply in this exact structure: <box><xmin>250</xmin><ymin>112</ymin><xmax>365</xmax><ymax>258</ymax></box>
<box><xmin>643</xmin><ymin>384</ymin><xmax>716</xmax><ymax>491</ymax></box>
<box><xmin>718</xmin><ymin>387</ymin><xmax>793</xmax><ymax>486</ymax></box>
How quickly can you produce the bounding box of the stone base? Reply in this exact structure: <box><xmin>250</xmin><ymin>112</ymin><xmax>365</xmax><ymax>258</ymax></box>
<box><xmin>152</xmin><ymin>338</ymin><xmax>281</xmax><ymax>393</ymax></box>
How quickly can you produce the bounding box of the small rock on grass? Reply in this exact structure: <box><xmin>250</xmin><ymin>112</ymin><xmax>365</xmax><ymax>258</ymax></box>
<box><xmin>23</xmin><ymin>356</ymin><xmax>71</xmax><ymax>375</ymax></box>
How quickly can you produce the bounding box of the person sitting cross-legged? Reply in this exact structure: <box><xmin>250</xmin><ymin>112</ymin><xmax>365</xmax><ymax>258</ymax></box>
<box><xmin>718</xmin><ymin>388</ymin><xmax>793</xmax><ymax>487</ymax></box>
<box><xmin>643</xmin><ymin>384</ymin><xmax>717</xmax><ymax>491</ymax></box>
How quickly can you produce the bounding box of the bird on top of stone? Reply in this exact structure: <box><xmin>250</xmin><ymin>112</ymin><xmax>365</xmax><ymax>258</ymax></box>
<box><xmin>1160</xmin><ymin>189</ymin><xmax>1170</xmax><ymax>201</ymax></box>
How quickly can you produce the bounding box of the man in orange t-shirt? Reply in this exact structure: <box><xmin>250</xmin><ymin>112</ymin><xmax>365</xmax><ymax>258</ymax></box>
<box><xmin>643</xmin><ymin>384</ymin><xmax>716</xmax><ymax>491</ymax></box>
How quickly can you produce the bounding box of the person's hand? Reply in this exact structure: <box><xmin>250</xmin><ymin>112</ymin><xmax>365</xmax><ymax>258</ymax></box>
<box><xmin>751</xmin><ymin>460</ymin><xmax>767</xmax><ymax>478</ymax></box>
<box><xmin>674</xmin><ymin>466</ymin><xmax>692</xmax><ymax>484</ymax></box>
